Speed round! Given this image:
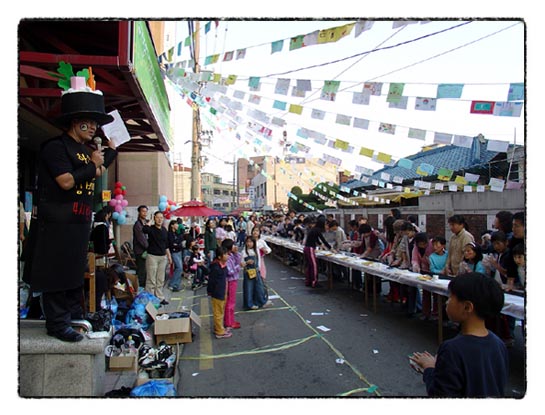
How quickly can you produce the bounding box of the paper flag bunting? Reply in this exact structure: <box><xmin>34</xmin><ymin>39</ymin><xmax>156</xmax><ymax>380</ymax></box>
<box><xmin>506</xmin><ymin>181</ymin><xmax>522</xmax><ymax>190</ymax></box>
<box><xmin>297</xmin><ymin>79</ymin><xmax>312</xmax><ymax>91</ymax></box>
<box><xmin>486</xmin><ymin>139</ymin><xmax>509</xmax><ymax>153</ymax></box>
<box><xmin>352</xmin><ymin>92</ymin><xmax>371</xmax><ymax>105</ymax></box>
<box><xmin>334</xmin><ymin>139</ymin><xmax>350</xmax><ymax>150</ymax></box>
<box><xmin>291</xmin><ymin>87</ymin><xmax>306</xmax><ymax>97</ymax></box>
<box><xmin>355</xmin><ymin>21</ymin><xmax>374</xmax><ymax>37</ymax></box>
<box><xmin>296</xmin><ymin>128</ymin><xmax>308</xmax><ymax>138</ymax></box>
<box><xmin>435</xmin><ymin>183</ymin><xmax>444</xmax><ymax>191</ymax></box>
<box><xmin>463</xmin><ymin>185</ymin><xmax>473</xmax><ymax>193</ymax></box>
<box><xmin>470</xmin><ymin>101</ymin><xmax>495</xmax><ymax>114</ymax></box>
<box><xmin>205</xmin><ymin>21</ymin><xmax>211</xmax><ymax>34</ymax></box>
<box><xmin>275</xmin><ymin>78</ymin><xmax>290</xmax><ymax>95</ymax></box>
<box><xmin>389</xmin><ymin>96</ymin><xmax>408</xmax><ymax>109</ymax></box>
<box><xmin>378</xmin><ymin>123</ymin><xmax>395</xmax><ymax>134</ymax></box>
<box><xmin>434</xmin><ymin>132</ymin><xmax>452</xmax><ymax>145</ymax></box>
<box><xmin>415</xmin><ymin>97</ymin><xmax>437</xmax><ymax>111</ymax></box>
<box><xmin>321</xmin><ymin>80</ymin><xmax>341</xmax><ymax>101</ymax></box>
<box><xmin>380</xmin><ymin>172</ymin><xmax>391</xmax><ymax>181</ymax></box>
<box><xmin>477</xmin><ymin>185</ymin><xmax>485</xmax><ymax>192</ymax></box>
<box><xmin>489</xmin><ymin>178</ymin><xmax>505</xmax><ymax>192</ymax></box>
<box><xmin>507</xmin><ymin>83</ymin><xmax>524</xmax><ymax>101</ymax></box>
<box><xmin>416</xmin><ymin>163</ymin><xmax>434</xmax><ymax>176</ymax></box>
<box><xmin>271</xmin><ymin>40</ymin><xmax>284</xmax><ymax>54</ymax></box>
<box><xmin>303</xmin><ymin>30</ymin><xmax>319</xmax><ymax>47</ymax></box>
<box><xmin>437</xmin><ymin>84</ymin><xmax>464</xmax><ymax>99</ymax></box>
<box><xmin>225</xmin><ymin>75</ymin><xmax>237</xmax><ymax>85</ymax></box>
<box><xmin>311</xmin><ymin>109</ymin><xmax>326</xmax><ymax>120</ymax></box>
<box><xmin>398</xmin><ymin>158</ymin><xmax>413</xmax><ymax>169</ymax></box>
<box><xmin>437</xmin><ymin>168</ymin><xmax>454</xmax><ymax>181</ymax></box>
<box><xmin>223</xmin><ymin>51</ymin><xmax>234</xmax><ymax>62</ymax></box>
<box><xmin>363</xmin><ymin>82</ymin><xmax>383</xmax><ymax>96</ymax></box>
<box><xmin>236</xmin><ymin>49</ymin><xmax>246</xmax><ymax>60</ymax></box>
<box><xmin>449</xmin><ymin>184</ymin><xmax>458</xmax><ymax>192</ymax></box>
<box><xmin>454</xmin><ymin>175</ymin><xmax>468</xmax><ymax>185</ymax></box>
<box><xmin>290</xmin><ymin>35</ymin><xmax>305</xmax><ymax>51</ymax></box>
<box><xmin>248</xmin><ymin>94</ymin><xmax>261</xmax><ymax>105</ymax></box>
<box><xmin>233</xmin><ymin>90</ymin><xmax>245</xmax><ymax>100</ymax></box>
<box><xmin>376</xmin><ymin>152</ymin><xmax>392</xmax><ymax>164</ymax></box>
<box><xmin>452</xmin><ymin>135</ymin><xmax>473</xmax><ymax>148</ymax></box>
<box><xmin>289</xmin><ymin>104</ymin><xmax>303</xmax><ymax>115</ymax></box>
<box><xmin>356</xmin><ymin>165</ymin><xmax>374</xmax><ymax>176</ymax></box>
<box><xmin>336</xmin><ymin>114</ymin><xmax>351</xmax><ymax>126</ymax></box>
<box><xmin>359</xmin><ymin>147</ymin><xmax>374</xmax><ymax>157</ymax></box>
<box><xmin>248</xmin><ymin>76</ymin><xmax>261</xmax><ymax>90</ymax></box>
<box><xmin>353</xmin><ymin>118</ymin><xmax>370</xmax><ymax>129</ymax></box>
<box><xmin>493</xmin><ymin>102</ymin><xmax>523</xmax><ymax>117</ymax></box>
<box><xmin>386</xmin><ymin>83</ymin><xmax>405</xmax><ymax>103</ymax></box>
<box><xmin>273</xmin><ymin>100</ymin><xmax>287</xmax><ymax>110</ymax></box>
<box><xmin>318</xmin><ymin>23</ymin><xmax>354</xmax><ymax>44</ymax></box>
<box><xmin>271</xmin><ymin>117</ymin><xmax>286</xmax><ymax>127</ymax></box>
<box><xmin>184</xmin><ymin>36</ymin><xmax>191</xmax><ymax>46</ymax></box>
<box><xmin>464</xmin><ymin>173</ymin><xmax>480</xmax><ymax>183</ymax></box>
<box><xmin>408</xmin><ymin>128</ymin><xmax>426</xmax><ymax>140</ymax></box>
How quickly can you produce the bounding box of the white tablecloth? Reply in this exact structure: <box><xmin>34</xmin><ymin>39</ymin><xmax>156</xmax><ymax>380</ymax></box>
<box><xmin>264</xmin><ymin>236</ymin><xmax>525</xmax><ymax>320</ymax></box>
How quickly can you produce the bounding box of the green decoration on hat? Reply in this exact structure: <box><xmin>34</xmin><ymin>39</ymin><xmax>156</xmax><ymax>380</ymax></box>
<box><xmin>76</xmin><ymin>68</ymin><xmax>90</xmax><ymax>83</ymax></box>
<box><xmin>57</xmin><ymin>61</ymin><xmax>75</xmax><ymax>90</ymax></box>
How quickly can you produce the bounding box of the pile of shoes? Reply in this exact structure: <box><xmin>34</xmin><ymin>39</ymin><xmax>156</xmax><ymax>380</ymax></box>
<box><xmin>138</xmin><ymin>341</ymin><xmax>177</xmax><ymax>379</ymax></box>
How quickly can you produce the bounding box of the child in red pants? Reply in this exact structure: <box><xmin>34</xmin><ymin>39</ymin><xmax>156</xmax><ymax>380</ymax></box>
<box><xmin>221</xmin><ymin>238</ymin><xmax>242</xmax><ymax>329</ymax></box>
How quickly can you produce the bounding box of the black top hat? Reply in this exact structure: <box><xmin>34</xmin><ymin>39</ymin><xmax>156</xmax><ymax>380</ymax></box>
<box><xmin>58</xmin><ymin>90</ymin><xmax>114</xmax><ymax>126</ymax></box>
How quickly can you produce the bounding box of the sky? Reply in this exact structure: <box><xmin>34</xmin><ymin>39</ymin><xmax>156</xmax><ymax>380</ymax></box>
<box><xmin>165</xmin><ymin>19</ymin><xmax>525</xmax><ymax>182</ymax></box>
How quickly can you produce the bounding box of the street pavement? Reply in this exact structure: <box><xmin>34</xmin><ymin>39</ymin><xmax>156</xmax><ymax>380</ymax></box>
<box><xmin>175</xmin><ymin>252</ymin><xmax>526</xmax><ymax>398</ymax></box>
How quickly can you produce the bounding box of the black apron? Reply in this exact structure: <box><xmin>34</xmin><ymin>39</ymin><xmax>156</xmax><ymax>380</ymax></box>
<box><xmin>22</xmin><ymin>134</ymin><xmax>95</xmax><ymax>293</ymax></box>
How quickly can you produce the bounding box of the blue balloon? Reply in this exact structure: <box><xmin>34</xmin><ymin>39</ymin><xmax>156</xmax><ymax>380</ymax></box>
<box><xmin>159</xmin><ymin>202</ymin><xmax>167</xmax><ymax>211</ymax></box>
<box><xmin>112</xmin><ymin>212</ymin><xmax>120</xmax><ymax>220</ymax></box>
<box><xmin>120</xmin><ymin>210</ymin><xmax>127</xmax><ymax>216</ymax></box>
<box><xmin>159</xmin><ymin>195</ymin><xmax>168</xmax><ymax>203</ymax></box>
<box><xmin>117</xmin><ymin>215</ymin><xmax>127</xmax><ymax>225</ymax></box>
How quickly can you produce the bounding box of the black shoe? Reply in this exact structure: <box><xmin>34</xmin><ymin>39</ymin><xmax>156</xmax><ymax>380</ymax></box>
<box><xmin>160</xmin><ymin>299</ymin><xmax>169</xmax><ymax>306</ymax></box>
<box><xmin>312</xmin><ymin>283</ymin><xmax>323</xmax><ymax>288</ymax></box>
<box><xmin>47</xmin><ymin>327</ymin><xmax>84</xmax><ymax>342</ymax></box>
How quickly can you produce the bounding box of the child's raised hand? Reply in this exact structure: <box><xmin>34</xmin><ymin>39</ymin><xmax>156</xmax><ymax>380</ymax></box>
<box><xmin>410</xmin><ymin>351</ymin><xmax>436</xmax><ymax>370</ymax></box>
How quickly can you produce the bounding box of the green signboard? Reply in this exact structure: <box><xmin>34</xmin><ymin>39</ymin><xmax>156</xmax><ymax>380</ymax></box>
<box><xmin>133</xmin><ymin>21</ymin><xmax>173</xmax><ymax>148</ymax></box>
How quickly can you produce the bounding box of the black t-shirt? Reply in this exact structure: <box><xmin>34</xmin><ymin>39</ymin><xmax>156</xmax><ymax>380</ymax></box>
<box><xmin>143</xmin><ymin>225</ymin><xmax>169</xmax><ymax>255</ymax></box>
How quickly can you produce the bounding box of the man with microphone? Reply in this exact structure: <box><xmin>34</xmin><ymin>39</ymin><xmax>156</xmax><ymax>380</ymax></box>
<box><xmin>23</xmin><ymin>72</ymin><xmax>118</xmax><ymax>342</ymax></box>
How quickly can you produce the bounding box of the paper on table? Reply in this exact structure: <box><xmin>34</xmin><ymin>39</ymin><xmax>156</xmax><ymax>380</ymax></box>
<box><xmin>102</xmin><ymin>110</ymin><xmax>131</xmax><ymax>147</ymax></box>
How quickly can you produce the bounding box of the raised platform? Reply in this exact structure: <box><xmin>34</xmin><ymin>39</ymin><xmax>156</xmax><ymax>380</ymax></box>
<box><xmin>19</xmin><ymin>320</ymin><xmax>109</xmax><ymax>397</ymax></box>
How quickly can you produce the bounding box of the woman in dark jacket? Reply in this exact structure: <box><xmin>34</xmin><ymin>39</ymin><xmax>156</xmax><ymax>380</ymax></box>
<box><xmin>167</xmin><ymin>220</ymin><xmax>184</xmax><ymax>292</ymax></box>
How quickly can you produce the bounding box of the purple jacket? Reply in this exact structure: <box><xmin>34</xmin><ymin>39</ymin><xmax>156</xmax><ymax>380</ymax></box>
<box><xmin>226</xmin><ymin>251</ymin><xmax>242</xmax><ymax>281</ymax></box>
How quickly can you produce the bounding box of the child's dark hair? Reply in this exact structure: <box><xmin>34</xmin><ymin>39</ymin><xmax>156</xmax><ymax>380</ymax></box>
<box><xmin>448</xmin><ymin>272</ymin><xmax>504</xmax><ymax>319</ymax></box>
<box><xmin>225</xmin><ymin>224</ymin><xmax>233</xmax><ymax>232</ymax></box>
<box><xmin>490</xmin><ymin>231</ymin><xmax>507</xmax><ymax>243</ymax></box>
<box><xmin>513</xmin><ymin>211</ymin><xmax>525</xmax><ymax>226</ymax></box>
<box><xmin>448</xmin><ymin>214</ymin><xmax>469</xmax><ymax>232</ymax></box>
<box><xmin>414</xmin><ymin>232</ymin><xmax>429</xmax><ymax>245</ymax></box>
<box><xmin>401</xmin><ymin>221</ymin><xmax>415</xmax><ymax>232</ymax></box>
<box><xmin>463</xmin><ymin>242</ymin><xmax>483</xmax><ymax>263</ymax></box>
<box><xmin>359</xmin><ymin>224</ymin><xmax>372</xmax><ymax>234</ymax></box>
<box><xmin>191</xmin><ymin>244</ymin><xmax>199</xmax><ymax>252</ymax></box>
<box><xmin>215</xmin><ymin>246</ymin><xmax>227</xmax><ymax>259</ymax></box>
<box><xmin>221</xmin><ymin>238</ymin><xmax>235</xmax><ymax>252</ymax></box>
<box><xmin>432</xmin><ymin>236</ymin><xmax>447</xmax><ymax>245</ymax></box>
<box><xmin>512</xmin><ymin>243</ymin><xmax>524</xmax><ymax>257</ymax></box>
<box><xmin>495</xmin><ymin>211</ymin><xmax>513</xmax><ymax>234</ymax></box>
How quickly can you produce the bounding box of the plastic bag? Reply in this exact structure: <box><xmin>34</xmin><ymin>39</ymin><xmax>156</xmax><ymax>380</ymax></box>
<box><xmin>130</xmin><ymin>380</ymin><xmax>176</xmax><ymax>397</ymax></box>
<box><xmin>125</xmin><ymin>291</ymin><xmax>160</xmax><ymax>330</ymax></box>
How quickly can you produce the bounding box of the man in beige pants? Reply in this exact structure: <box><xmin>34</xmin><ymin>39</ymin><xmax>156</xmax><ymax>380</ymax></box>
<box><xmin>143</xmin><ymin>211</ymin><xmax>172</xmax><ymax>305</ymax></box>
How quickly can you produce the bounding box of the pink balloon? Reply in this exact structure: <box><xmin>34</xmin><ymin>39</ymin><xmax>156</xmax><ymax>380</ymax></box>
<box><xmin>109</xmin><ymin>199</ymin><xmax>117</xmax><ymax>207</ymax></box>
<box><xmin>115</xmin><ymin>205</ymin><xmax>123</xmax><ymax>213</ymax></box>
<box><xmin>121</xmin><ymin>199</ymin><xmax>129</xmax><ymax>207</ymax></box>
<box><xmin>115</xmin><ymin>194</ymin><xmax>123</xmax><ymax>201</ymax></box>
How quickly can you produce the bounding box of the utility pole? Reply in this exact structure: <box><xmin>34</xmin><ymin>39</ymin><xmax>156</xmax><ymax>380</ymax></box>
<box><xmin>190</xmin><ymin>20</ymin><xmax>201</xmax><ymax>201</ymax></box>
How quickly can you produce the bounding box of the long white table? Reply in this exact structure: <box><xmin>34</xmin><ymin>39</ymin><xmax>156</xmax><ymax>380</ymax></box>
<box><xmin>264</xmin><ymin>235</ymin><xmax>525</xmax><ymax>343</ymax></box>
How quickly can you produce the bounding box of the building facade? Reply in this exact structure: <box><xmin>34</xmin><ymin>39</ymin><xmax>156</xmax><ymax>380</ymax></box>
<box><xmin>201</xmin><ymin>172</ymin><xmax>237</xmax><ymax>213</ymax></box>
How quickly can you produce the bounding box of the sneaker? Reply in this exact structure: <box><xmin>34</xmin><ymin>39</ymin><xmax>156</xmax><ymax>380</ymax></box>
<box><xmin>160</xmin><ymin>299</ymin><xmax>169</xmax><ymax>306</ymax></box>
<box><xmin>312</xmin><ymin>283</ymin><xmax>323</xmax><ymax>288</ymax></box>
<box><xmin>215</xmin><ymin>332</ymin><xmax>232</xmax><ymax>339</ymax></box>
<box><xmin>250</xmin><ymin>305</ymin><xmax>259</xmax><ymax>310</ymax></box>
<box><xmin>262</xmin><ymin>300</ymin><xmax>273</xmax><ymax>308</ymax></box>
<box><xmin>231</xmin><ymin>322</ymin><xmax>241</xmax><ymax>329</ymax></box>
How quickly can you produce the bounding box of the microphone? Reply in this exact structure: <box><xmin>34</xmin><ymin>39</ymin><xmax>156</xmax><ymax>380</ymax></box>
<box><xmin>93</xmin><ymin>137</ymin><xmax>102</xmax><ymax>152</ymax></box>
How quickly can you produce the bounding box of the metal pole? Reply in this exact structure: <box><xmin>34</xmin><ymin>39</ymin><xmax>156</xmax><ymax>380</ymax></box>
<box><xmin>232</xmin><ymin>155</ymin><xmax>236</xmax><ymax>210</ymax></box>
<box><xmin>190</xmin><ymin>21</ymin><xmax>201</xmax><ymax>201</ymax></box>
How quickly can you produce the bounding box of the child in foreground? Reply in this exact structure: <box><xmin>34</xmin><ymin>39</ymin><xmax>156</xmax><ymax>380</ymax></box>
<box><xmin>206</xmin><ymin>247</ymin><xmax>232</xmax><ymax>339</ymax></box>
<box><xmin>410</xmin><ymin>272</ymin><xmax>509</xmax><ymax>397</ymax></box>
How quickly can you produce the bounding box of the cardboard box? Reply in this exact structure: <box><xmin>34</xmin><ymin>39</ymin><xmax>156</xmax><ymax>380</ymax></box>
<box><xmin>135</xmin><ymin>343</ymin><xmax>179</xmax><ymax>387</ymax></box>
<box><xmin>145</xmin><ymin>303</ymin><xmax>201</xmax><ymax>344</ymax></box>
<box><xmin>109</xmin><ymin>351</ymin><xmax>138</xmax><ymax>372</ymax></box>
